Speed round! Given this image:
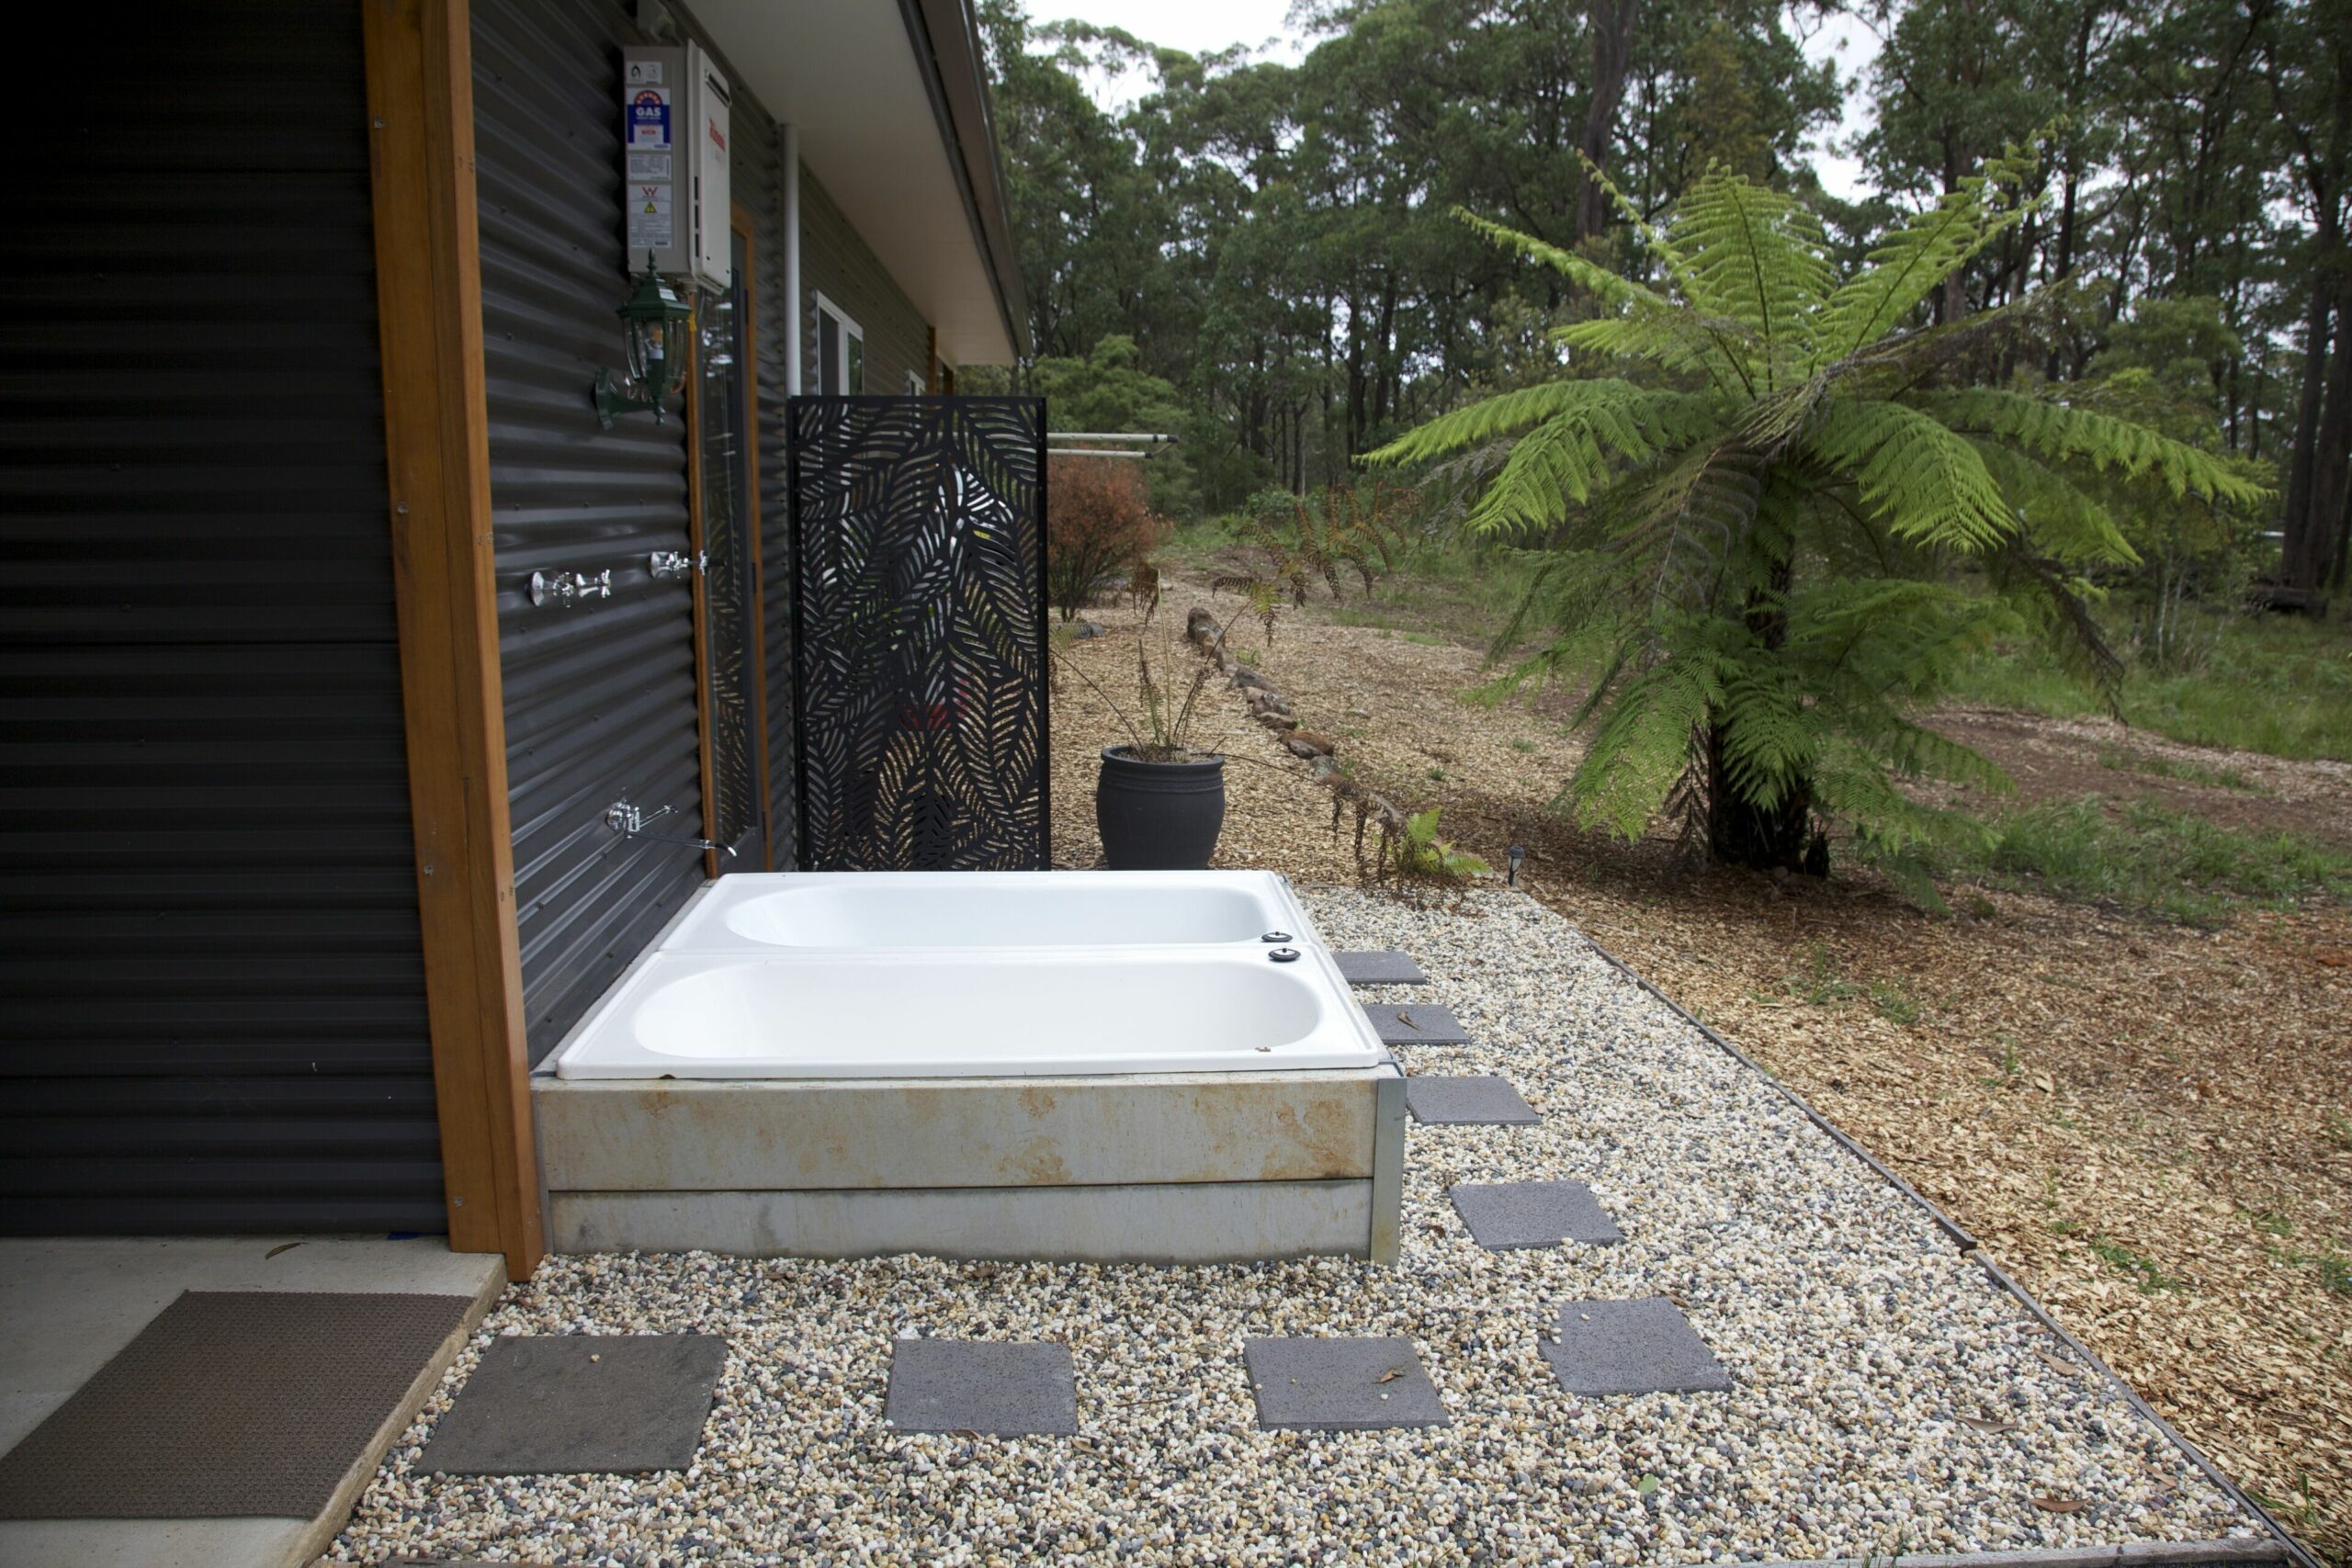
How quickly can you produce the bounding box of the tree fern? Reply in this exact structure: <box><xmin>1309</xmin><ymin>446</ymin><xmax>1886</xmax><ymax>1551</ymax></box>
<box><xmin>1376</xmin><ymin>152</ymin><xmax>2272</xmax><ymax>902</ymax></box>
<box><xmin>1815</xmin><ymin>146</ymin><xmax>2038</xmax><ymax>361</ymax></box>
<box><xmin>1804</xmin><ymin>400</ymin><xmax>2016</xmax><ymax>549</ymax></box>
<box><xmin>1917</xmin><ymin>389</ymin><xmax>2269</xmax><ymax>505</ymax></box>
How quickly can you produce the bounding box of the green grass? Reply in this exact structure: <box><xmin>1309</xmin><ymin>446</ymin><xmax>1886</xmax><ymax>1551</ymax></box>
<box><xmin>2257</xmin><ymin>1212</ymin><xmax>2352</xmax><ymax>1298</ymax></box>
<box><xmin>1948</xmin><ymin>609</ymin><xmax>2352</xmax><ymax>762</ymax></box>
<box><xmin>2268</xmin><ymin>1244</ymin><xmax>2352</xmax><ymax>1298</ymax></box>
<box><xmin>2096</xmin><ymin>744</ymin><xmax>2263</xmax><ymax>792</ymax></box>
<box><xmin>1768</xmin><ymin>945</ymin><xmax>1924</xmax><ymax>1024</ymax></box>
<box><xmin>1935</xmin><ymin>797</ymin><xmax>2352</xmax><ymax>926</ymax></box>
<box><xmin>2086</xmin><ymin>1234</ymin><xmax>2185</xmax><ymax>1292</ymax></box>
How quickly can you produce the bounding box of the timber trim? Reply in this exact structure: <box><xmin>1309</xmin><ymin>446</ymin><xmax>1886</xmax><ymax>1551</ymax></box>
<box><xmin>733</xmin><ymin>203</ymin><xmax>775</xmax><ymax>872</ymax></box>
<box><xmin>364</xmin><ymin>0</ymin><xmax>544</xmax><ymax>1278</ymax></box>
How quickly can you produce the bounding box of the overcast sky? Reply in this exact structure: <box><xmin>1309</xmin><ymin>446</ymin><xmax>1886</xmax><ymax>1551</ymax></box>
<box><xmin>1025</xmin><ymin>0</ymin><xmax>1879</xmax><ymax>201</ymax></box>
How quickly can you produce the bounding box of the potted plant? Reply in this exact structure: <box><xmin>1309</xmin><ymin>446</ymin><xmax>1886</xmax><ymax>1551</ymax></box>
<box><xmin>1059</xmin><ymin>618</ymin><xmax>1229</xmax><ymax>869</ymax></box>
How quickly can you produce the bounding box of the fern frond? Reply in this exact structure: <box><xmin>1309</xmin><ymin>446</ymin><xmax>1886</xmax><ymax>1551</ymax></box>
<box><xmin>1554</xmin><ymin>312</ymin><xmax>1738</xmax><ymax>383</ymax></box>
<box><xmin>1619</xmin><ymin>436</ymin><xmax>1769</xmax><ymax>613</ymax></box>
<box><xmin>1967</xmin><ymin>436</ymin><xmax>2137</xmax><ymax>566</ymax></box>
<box><xmin>1713</xmin><ymin>650</ymin><xmax>1815</xmax><ymax>811</ymax></box>
<box><xmin>1366</xmin><ymin>379</ymin><xmax>1701</xmax><ymax>468</ymax></box>
<box><xmin>1417</xmin><ymin>389</ymin><xmax>1723</xmax><ymax>538</ymax></box>
<box><xmin>1451</xmin><ymin>209</ymin><xmax>1668</xmax><ymax>315</ymax></box>
<box><xmin>1805</xmin><ymin>400</ymin><xmax>2015</xmax><ymax>550</ymax></box>
<box><xmin>1572</xmin><ymin>154</ymin><xmax>1710</xmax><ymax>312</ymax></box>
<box><xmin>1560</xmin><ymin>647</ymin><xmax>1716</xmax><ymax>840</ymax></box>
<box><xmin>1816</xmin><ymin>145</ymin><xmax>2038</xmax><ymax>358</ymax></box>
<box><xmin>1668</xmin><ymin>175</ymin><xmax>1834</xmax><ymax>378</ymax></box>
<box><xmin>1991</xmin><ymin>546</ymin><xmax>2126</xmax><ymax>708</ymax></box>
<box><xmin>1917</xmin><ymin>388</ymin><xmax>2272</xmax><ymax>506</ymax></box>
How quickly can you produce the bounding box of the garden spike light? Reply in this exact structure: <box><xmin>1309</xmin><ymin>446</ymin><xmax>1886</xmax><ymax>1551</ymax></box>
<box><xmin>594</xmin><ymin>254</ymin><xmax>695</xmax><ymax>427</ymax></box>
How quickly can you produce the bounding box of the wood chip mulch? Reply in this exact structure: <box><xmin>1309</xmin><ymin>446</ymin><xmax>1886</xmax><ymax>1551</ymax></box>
<box><xmin>1050</xmin><ymin>572</ymin><xmax>2352</xmax><ymax>1565</ymax></box>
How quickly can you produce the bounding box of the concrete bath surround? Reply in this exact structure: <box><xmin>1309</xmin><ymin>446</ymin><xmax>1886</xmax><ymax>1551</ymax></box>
<box><xmin>533</xmin><ymin>872</ymin><xmax>1408</xmax><ymax>1263</ymax></box>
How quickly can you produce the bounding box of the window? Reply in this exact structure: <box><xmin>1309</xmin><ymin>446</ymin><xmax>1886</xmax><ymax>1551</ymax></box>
<box><xmin>905</xmin><ymin>369</ymin><xmax>927</xmax><ymax>397</ymax></box>
<box><xmin>814</xmin><ymin>292</ymin><xmax>863</xmax><ymax>395</ymax></box>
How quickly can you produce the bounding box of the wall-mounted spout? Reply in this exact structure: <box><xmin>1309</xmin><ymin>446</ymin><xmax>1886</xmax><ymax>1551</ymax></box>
<box><xmin>605</xmin><ymin>800</ymin><xmax>736</xmax><ymax>857</ymax></box>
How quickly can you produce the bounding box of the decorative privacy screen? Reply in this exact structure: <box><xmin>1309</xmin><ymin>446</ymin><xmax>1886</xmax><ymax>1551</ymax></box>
<box><xmin>787</xmin><ymin>396</ymin><xmax>1048</xmax><ymax>870</ymax></box>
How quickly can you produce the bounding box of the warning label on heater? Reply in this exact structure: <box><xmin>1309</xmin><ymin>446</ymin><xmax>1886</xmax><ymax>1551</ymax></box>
<box><xmin>628</xmin><ymin>184</ymin><xmax>673</xmax><ymax>252</ymax></box>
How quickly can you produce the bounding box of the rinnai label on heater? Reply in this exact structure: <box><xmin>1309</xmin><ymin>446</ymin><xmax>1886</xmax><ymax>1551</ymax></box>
<box><xmin>621</xmin><ymin>43</ymin><xmax>729</xmax><ymax>293</ymax></box>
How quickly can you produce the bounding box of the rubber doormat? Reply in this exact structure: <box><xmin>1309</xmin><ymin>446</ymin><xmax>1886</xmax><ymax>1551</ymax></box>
<box><xmin>0</xmin><ymin>1290</ymin><xmax>473</xmax><ymax>1519</ymax></box>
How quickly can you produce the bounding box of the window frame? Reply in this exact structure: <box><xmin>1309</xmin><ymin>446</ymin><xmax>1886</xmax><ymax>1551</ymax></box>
<box><xmin>812</xmin><ymin>290</ymin><xmax>864</xmax><ymax>395</ymax></box>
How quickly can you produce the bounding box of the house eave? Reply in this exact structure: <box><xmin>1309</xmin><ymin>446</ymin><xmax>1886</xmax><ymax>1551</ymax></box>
<box><xmin>683</xmin><ymin>0</ymin><xmax>1028</xmax><ymax>367</ymax></box>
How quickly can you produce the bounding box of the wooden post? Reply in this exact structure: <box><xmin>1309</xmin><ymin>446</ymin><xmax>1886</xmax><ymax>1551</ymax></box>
<box><xmin>363</xmin><ymin>0</ymin><xmax>544</xmax><ymax>1278</ymax></box>
<box><xmin>733</xmin><ymin>206</ymin><xmax>775</xmax><ymax>873</ymax></box>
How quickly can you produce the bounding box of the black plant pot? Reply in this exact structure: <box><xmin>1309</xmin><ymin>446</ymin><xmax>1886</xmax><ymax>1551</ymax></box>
<box><xmin>1096</xmin><ymin>746</ymin><xmax>1227</xmax><ymax>870</ymax></box>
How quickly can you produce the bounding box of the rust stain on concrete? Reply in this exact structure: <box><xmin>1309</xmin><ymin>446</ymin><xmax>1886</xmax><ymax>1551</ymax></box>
<box><xmin>1010</xmin><ymin>1139</ymin><xmax>1073</xmax><ymax>1186</ymax></box>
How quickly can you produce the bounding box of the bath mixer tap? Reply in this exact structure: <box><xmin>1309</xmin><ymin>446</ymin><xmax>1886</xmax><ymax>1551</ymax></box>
<box><xmin>604</xmin><ymin>800</ymin><xmax>737</xmax><ymax>857</ymax></box>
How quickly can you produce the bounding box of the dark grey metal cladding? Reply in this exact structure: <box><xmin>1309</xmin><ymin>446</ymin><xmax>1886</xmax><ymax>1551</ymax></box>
<box><xmin>0</xmin><ymin>12</ymin><xmax>442</xmax><ymax>1232</ymax></box>
<box><xmin>738</xmin><ymin>102</ymin><xmax>798</xmax><ymax>871</ymax></box>
<box><xmin>473</xmin><ymin>0</ymin><xmax>709</xmax><ymax>1061</ymax></box>
<box><xmin>797</xmin><ymin>175</ymin><xmax>934</xmax><ymax>396</ymax></box>
<box><xmin>714</xmin><ymin>62</ymin><xmax>790</xmax><ymax>870</ymax></box>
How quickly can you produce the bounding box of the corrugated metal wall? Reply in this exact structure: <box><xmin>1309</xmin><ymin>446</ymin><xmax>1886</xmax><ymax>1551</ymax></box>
<box><xmin>800</xmin><ymin>170</ymin><xmax>934</xmax><ymax>393</ymax></box>
<box><xmin>475</xmin><ymin>0</ymin><xmax>805</xmax><ymax>1046</ymax></box>
<box><xmin>735</xmin><ymin>86</ymin><xmax>797</xmax><ymax>870</ymax></box>
<box><xmin>742</xmin><ymin>86</ymin><xmax>803</xmax><ymax>870</ymax></box>
<box><xmin>474</xmin><ymin>0</ymin><xmax>712</xmax><ymax>1063</ymax></box>
<box><xmin>0</xmin><ymin>10</ymin><xmax>444</xmax><ymax>1231</ymax></box>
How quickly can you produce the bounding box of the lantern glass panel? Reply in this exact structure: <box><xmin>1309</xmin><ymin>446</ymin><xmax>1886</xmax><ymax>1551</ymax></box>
<box><xmin>625</xmin><ymin>317</ymin><xmax>652</xmax><ymax>385</ymax></box>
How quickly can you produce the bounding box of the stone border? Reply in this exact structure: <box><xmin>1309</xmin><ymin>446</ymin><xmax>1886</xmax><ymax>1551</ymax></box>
<box><xmin>1570</xmin><ymin>929</ymin><xmax>2320</xmax><ymax>1568</ymax></box>
<box><xmin>1768</xmin><ymin>1541</ymin><xmax>2289</xmax><ymax>1568</ymax></box>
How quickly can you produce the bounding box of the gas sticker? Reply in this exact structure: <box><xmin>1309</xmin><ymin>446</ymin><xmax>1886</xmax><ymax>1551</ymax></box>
<box><xmin>628</xmin><ymin>87</ymin><xmax>671</xmax><ymax>151</ymax></box>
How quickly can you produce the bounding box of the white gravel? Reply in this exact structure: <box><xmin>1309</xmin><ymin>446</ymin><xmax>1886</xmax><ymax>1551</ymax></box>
<box><xmin>328</xmin><ymin>886</ymin><xmax>2259</xmax><ymax>1566</ymax></box>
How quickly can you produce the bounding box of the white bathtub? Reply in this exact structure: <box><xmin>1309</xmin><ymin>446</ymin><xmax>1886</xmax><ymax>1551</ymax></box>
<box><xmin>662</xmin><ymin>869</ymin><xmax>1305</xmax><ymax>951</ymax></box>
<box><xmin>547</xmin><ymin>871</ymin><xmax>1387</xmax><ymax>1080</ymax></box>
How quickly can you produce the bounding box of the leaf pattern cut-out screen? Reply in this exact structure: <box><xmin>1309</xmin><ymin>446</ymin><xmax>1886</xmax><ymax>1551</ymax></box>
<box><xmin>787</xmin><ymin>396</ymin><xmax>1049</xmax><ymax>870</ymax></box>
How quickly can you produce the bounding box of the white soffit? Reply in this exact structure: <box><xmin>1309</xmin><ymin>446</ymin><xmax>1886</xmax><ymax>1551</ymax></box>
<box><xmin>690</xmin><ymin>0</ymin><xmax>1016</xmax><ymax>367</ymax></box>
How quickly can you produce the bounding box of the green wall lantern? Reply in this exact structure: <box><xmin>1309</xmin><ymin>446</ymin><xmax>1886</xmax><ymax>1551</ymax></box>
<box><xmin>594</xmin><ymin>254</ymin><xmax>695</xmax><ymax>427</ymax></box>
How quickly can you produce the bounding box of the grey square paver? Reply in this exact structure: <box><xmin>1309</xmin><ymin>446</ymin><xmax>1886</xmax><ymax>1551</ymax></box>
<box><xmin>1448</xmin><ymin>1180</ymin><xmax>1623</xmax><ymax>1248</ymax></box>
<box><xmin>1241</xmin><ymin>1337</ymin><xmax>1449</xmax><ymax>1430</ymax></box>
<box><xmin>885</xmin><ymin>1340</ymin><xmax>1078</xmax><ymax>1436</ymax></box>
<box><xmin>1335</xmin><ymin>950</ymin><xmax>1429</xmax><ymax>985</ymax></box>
<box><xmin>420</xmin><ymin>1335</ymin><xmax>727</xmax><ymax>1475</ymax></box>
<box><xmin>1405</xmin><ymin>1075</ymin><xmax>1539</xmax><ymax>1125</ymax></box>
<box><xmin>1541</xmin><ymin>1297</ymin><xmax>1733</xmax><ymax>1395</ymax></box>
<box><xmin>1361</xmin><ymin>1002</ymin><xmax>1469</xmax><ymax>1045</ymax></box>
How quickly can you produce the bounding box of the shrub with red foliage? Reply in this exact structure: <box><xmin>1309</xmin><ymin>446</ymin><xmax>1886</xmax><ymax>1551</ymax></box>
<box><xmin>1046</xmin><ymin>456</ymin><xmax>1164</xmax><ymax>622</ymax></box>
